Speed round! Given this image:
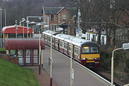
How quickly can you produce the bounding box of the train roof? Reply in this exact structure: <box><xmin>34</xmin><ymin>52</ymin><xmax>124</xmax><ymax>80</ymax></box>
<box><xmin>42</xmin><ymin>30</ymin><xmax>57</xmax><ymax>36</ymax></box>
<box><xmin>42</xmin><ymin>30</ymin><xmax>97</xmax><ymax>47</ymax></box>
<box><xmin>55</xmin><ymin>34</ymin><xmax>90</xmax><ymax>46</ymax></box>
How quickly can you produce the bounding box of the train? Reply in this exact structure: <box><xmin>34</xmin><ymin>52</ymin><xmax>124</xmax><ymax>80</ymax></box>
<box><xmin>42</xmin><ymin>30</ymin><xmax>100</xmax><ymax>67</ymax></box>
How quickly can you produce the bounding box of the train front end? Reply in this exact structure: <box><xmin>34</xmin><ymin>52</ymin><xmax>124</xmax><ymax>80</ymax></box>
<box><xmin>80</xmin><ymin>42</ymin><xmax>100</xmax><ymax>67</ymax></box>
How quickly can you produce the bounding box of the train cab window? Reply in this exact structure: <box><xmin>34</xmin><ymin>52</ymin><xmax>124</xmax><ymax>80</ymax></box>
<box><xmin>91</xmin><ymin>47</ymin><xmax>98</xmax><ymax>53</ymax></box>
<box><xmin>82</xmin><ymin>47</ymin><xmax>90</xmax><ymax>53</ymax></box>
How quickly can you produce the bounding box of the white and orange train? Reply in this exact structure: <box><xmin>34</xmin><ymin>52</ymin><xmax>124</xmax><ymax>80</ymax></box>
<box><xmin>42</xmin><ymin>30</ymin><xmax>100</xmax><ymax>67</ymax></box>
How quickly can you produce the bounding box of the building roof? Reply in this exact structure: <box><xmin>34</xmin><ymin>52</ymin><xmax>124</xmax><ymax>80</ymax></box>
<box><xmin>44</xmin><ymin>7</ymin><xmax>77</xmax><ymax>17</ymax></box>
<box><xmin>57</xmin><ymin>7</ymin><xmax>77</xmax><ymax>15</ymax></box>
<box><xmin>2</xmin><ymin>25</ymin><xmax>33</xmax><ymax>34</ymax></box>
<box><xmin>5</xmin><ymin>39</ymin><xmax>45</xmax><ymax>50</ymax></box>
<box><xmin>44</xmin><ymin>7</ymin><xmax>64</xmax><ymax>15</ymax></box>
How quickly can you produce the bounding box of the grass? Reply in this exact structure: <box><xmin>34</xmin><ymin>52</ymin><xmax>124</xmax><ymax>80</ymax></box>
<box><xmin>0</xmin><ymin>58</ymin><xmax>40</xmax><ymax>86</ymax></box>
<box><xmin>0</xmin><ymin>48</ymin><xmax>6</xmax><ymax>52</ymax></box>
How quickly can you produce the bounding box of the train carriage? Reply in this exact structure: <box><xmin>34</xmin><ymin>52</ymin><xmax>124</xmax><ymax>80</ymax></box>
<box><xmin>42</xmin><ymin>30</ymin><xmax>100</xmax><ymax>67</ymax></box>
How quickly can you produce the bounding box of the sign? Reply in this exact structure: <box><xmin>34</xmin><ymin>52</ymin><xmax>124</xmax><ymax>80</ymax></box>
<box><xmin>122</xmin><ymin>43</ymin><xmax>129</xmax><ymax>50</ymax></box>
<box><xmin>123</xmin><ymin>84</ymin><xmax>129</xmax><ymax>86</ymax></box>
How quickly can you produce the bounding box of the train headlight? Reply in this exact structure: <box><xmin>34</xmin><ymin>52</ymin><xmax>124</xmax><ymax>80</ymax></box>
<box><xmin>94</xmin><ymin>58</ymin><xmax>100</xmax><ymax>61</ymax></box>
<box><xmin>81</xmin><ymin>58</ymin><xmax>86</xmax><ymax>60</ymax></box>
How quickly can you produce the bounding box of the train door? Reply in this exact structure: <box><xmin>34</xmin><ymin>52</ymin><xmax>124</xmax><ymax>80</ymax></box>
<box><xmin>46</xmin><ymin>35</ymin><xmax>49</xmax><ymax>45</ymax></box>
<box><xmin>64</xmin><ymin>41</ymin><xmax>68</xmax><ymax>54</ymax></box>
<box><xmin>68</xmin><ymin>43</ymin><xmax>73</xmax><ymax>58</ymax></box>
<box><xmin>59</xmin><ymin>40</ymin><xmax>64</xmax><ymax>53</ymax></box>
<box><xmin>53</xmin><ymin>37</ymin><xmax>56</xmax><ymax>48</ymax></box>
<box><xmin>74</xmin><ymin>46</ymin><xmax>77</xmax><ymax>58</ymax></box>
<box><xmin>57</xmin><ymin>39</ymin><xmax>59</xmax><ymax>50</ymax></box>
<box><xmin>74</xmin><ymin>46</ymin><xmax>80</xmax><ymax>61</ymax></box>
<box><xmin>48</xmin><ymin>36</ymin><xmax>51</xmax><ymax>46</ymax></box>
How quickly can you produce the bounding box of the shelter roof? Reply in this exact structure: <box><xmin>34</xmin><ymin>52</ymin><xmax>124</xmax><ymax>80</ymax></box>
<box><xmin>2</xmin><ymin>25</ymin><xmax>33</xmax><ymax>34</ymax></box>
<box><xmin>5</xmin><ymin>39</ymin><xmax>45</xmax><ymax>50</ymax></box>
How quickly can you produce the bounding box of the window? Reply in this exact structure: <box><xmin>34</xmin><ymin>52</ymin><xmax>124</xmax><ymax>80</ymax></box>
<box><xmin>101</xmin><ymin>36</ymin><xmax>105</xmax><ymax>45</ymax></box>
<box><xmin>92</xmin><ymin>35</ymin><xmax>96</xmax><ymax>41</ymax></box>
<box><xmin>68</xmin><ymin>44</ymin><xmax>71</xmax><ymax>50</ymax></box>
<box><xmin>60</xmin><ymin>41</ymin><xmax>63</xmax><ymax>47</ymax></box>
<box><xmin>82</xmin><ymin>47</ymin><xmax>90</xmax><ymax>53</ymax></box>
<box><xmin>64</xmin><ymin>42</ymin><xmax>67</xmax><ymax>49</ymax></box>
<box><xmin>10</xmin><ymin>50</ymin><xmax>16</xmax><ymax>57</ymax></box>
<box><xmin>87</xmin><ymin>34</ymin><xmax>90</xmax><ymax>40</ymax></box>
<box><xmin>33</xmin><ymin>50</ymin><xmax>38</xmax><ymax>64</ymax></box>
<box><xmin>50</xmin><ymin>15</ymin><xmax>54</xmax><ymax>21</ymax></box>
<box><xmin>91</xmin><ymin>47</ymin><xmax>98</xmax><ymax>53</ymax></box>
<box><xmin>26</xmin><ymin>50</ymin><xmax>30</xmax><ymax>64</ymax></box>
<box><xmin>81</xmin><ymin>37</ymin><xmax>85</xmax><ymax>39</ymax></box>
<box><xmin>18</xmin><ymin>50</ymin><xmax>23</xmax><ymax>65</ymax></box>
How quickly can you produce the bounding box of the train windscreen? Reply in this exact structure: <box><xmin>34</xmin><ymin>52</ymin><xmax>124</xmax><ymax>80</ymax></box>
<box><xmin>90</xmin><ymin>47</ymin><xmax>99</xmax><ymax>53</ymax></box>
<box><xmin>82</xmin><ymin>46</ymin><xmax>99</xmax><ymax>53</ymax></box>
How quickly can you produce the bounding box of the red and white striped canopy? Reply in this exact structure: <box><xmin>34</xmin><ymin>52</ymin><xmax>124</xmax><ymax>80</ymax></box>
<box><xmin>1</xmin><ymin>25</ymin><xmax>33</xmax><ymax>34</ymax></box>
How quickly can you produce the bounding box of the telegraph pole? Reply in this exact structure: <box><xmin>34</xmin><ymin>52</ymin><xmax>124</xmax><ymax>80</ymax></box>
<box><xmin>0</xmin><ymin>8</ymin><xmax>2</xmax><ymax>28</ymax></box>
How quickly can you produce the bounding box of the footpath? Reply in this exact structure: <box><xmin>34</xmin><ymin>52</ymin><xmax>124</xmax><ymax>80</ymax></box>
<box><xmin>28</xmin><ymin>66</ymin><xmax>58</xmax><ymax>86</ymax></box>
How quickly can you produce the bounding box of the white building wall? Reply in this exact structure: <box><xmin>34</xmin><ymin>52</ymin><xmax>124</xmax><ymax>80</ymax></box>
<box><xmin>81</xmin><ymin>32</ymin><xmax>107</xmax><ymax>45</ymax></box>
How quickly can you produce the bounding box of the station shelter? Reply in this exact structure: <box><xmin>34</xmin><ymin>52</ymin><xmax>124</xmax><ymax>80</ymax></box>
<box><xmin>4</xmin><ymin>39</ymin><xmax>45</xmax><ymax>67</ymax></box>
<box><xmin>1</xmin><ymin>25</ymin><xmax>33</xmax><ymax>38</ymax></box>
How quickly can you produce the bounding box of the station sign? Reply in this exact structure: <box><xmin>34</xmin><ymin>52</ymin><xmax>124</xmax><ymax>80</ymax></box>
<box><xmin>122</xmin><ymin>43</ymin><xmax>129</xmax><ymax>50</ymax></box>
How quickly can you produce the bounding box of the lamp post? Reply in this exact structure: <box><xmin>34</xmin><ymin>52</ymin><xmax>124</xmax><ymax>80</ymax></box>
<box><xmin>38</xmin><ymin>30</ymin><xmax>41</xmax><ymax>74</ymax></box>
<box><xmin>21</xmin><ymin>18</ymin><xmax>25</xmax><ymax>38</ymax></box>
<box><xmin>111</xmin><ymin>48</ymin><xmax>123</xmax><ymax>86</ymax></box>
<box><xmin>26</xmin><ymin>19</ymin><xmax>29</xmax><ymax>38</ymax></box>
<box><xmin>111</xmin><ymin>43</ymin><xmax>129</xmax><ymax>86</ymax></box>
<box><xmin>0</xmin><ymin>8</ymin><xmax>2</xmax><ymax>28</ymax></box>
<box><xmin>15</xmin><ymin>20</ymin><xmax>18</xmax><ymax>38</ymax></box>
<box><xmin>50</xmin><ymin>35</ymin><xmax>53</xmax><ymax>86</ymax></box>
<box><xmin>70</xmin><ymin>55</ymin><xmax>74</xmax><ymax>86</ymax></box>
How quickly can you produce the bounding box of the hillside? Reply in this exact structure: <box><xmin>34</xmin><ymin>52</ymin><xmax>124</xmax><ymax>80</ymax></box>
<box><xmin>0</xmin><ymin>58</ymin><xmax>40</xmax><ymax>86</ymax></box>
